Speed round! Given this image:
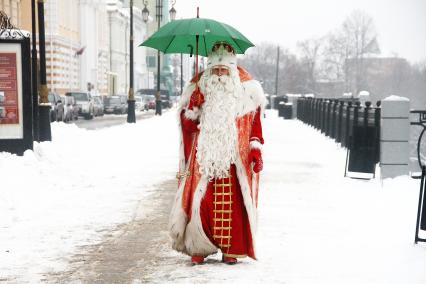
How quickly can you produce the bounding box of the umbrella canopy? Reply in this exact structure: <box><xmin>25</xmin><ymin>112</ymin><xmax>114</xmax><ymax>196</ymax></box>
<box><xmin>140</xmin><ymin>17</ymin><xmax>254</xmax><ymax>57</ymax></box>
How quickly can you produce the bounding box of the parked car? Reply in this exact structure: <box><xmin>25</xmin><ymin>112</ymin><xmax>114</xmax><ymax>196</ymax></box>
<box><xmin>136</xmin><ymin>89</ymin><xmax>171</xmax><ymax>109</ymax></box>
<box><xmin>103</xmin><ymin>96</ymin><xmax>127</xmax><ymax>114</ymax></box>
<box><xmin>66</xmin><ymin>91</ymin><xmax>95</xmax><ymax>119</ymax></box>
<box><xmin>93</xmin><ymin>96</ymin><xmax>104</xmax><ymax>116</ymax></box>
<box><xmin>48</xmin><ymin>92</ymin><xmax>64</xmax><ymax>122</ymax></box>
<box><xmin>142</xmin><ymin>95</ymin><xmax>156</xmax><ymax>110</ymax></box>
<box><xmin>63</xmin><ymin>94</ymin><xmax>79</xmax><ymax>121</ymax></box>
<box><xmin>118</xmin><ymin>94</ymin><xmax>128</xmax><ymax>114</ymax></box>
<box><xmin>134</xmin><ymin>95</ymin><xmax>145</xmax><ymax>111</ymax></box>
<box><xmin>160</xmin><ymin>94</ymin><xmax>172</xmax><ymax>109</ymax></box>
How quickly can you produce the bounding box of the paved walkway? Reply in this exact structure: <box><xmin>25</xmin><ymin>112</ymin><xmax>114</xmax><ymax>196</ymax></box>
<box><xmin>45</xmin><ymin>179</ymin><xmax>177</xmax><ymax>283</ymax></box>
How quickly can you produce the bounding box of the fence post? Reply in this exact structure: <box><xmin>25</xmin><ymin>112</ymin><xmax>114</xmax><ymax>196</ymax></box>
<box><xmin>331</xmin><ymin>100</ymin><xmax>338</xmax><ymax>140</ymax></box>
<box><xmin>380</xmin><ymin>96</ymin><xmax>410</xmax><ymax>178</ymax></box>
<box><xmin>319</xmin><ymin>99</ymin><xmax>324</xmax><ymax>133</ymax></box>
<box><xmin>374</xmin><ymin>101</ymin><xmax>381</xmax><ymax>163</ymax></box>
<box><xmin>336</xmin><ymin>101</ymin><xmax>344</xmax><ymax>143</ymax></box>
<box><xmin>344</xmin><ymin>101</ymin><xmax>352</xmax><ymax>148</ymax></box>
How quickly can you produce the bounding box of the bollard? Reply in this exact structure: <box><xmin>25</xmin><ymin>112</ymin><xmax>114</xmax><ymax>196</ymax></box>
<box><xmin>380</xmin><ymin>96</ymin><xmax>410</xmax><ymax>178</ymax></box>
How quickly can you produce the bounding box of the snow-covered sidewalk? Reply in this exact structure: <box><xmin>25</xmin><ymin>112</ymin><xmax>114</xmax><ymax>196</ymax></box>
<box><xmin>1</xmin><ymin>110</ymin><xmax>425</xmax><ymax>283</ymax></box>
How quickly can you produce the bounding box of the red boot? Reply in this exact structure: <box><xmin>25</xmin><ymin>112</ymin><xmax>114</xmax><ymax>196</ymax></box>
<box><xmin>191</xmin><ymin>256</ymin><xmax>204</xmax><ymax>265</ymax></box>
<box><xmin>222</xmin><ymin>255</ymin><xmax>238</xmax><ymax>265</ymax></box>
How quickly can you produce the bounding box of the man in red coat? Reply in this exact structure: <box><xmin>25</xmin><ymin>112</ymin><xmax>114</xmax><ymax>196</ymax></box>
<box><xmin>169</xmin><ymin>43</ymin><xmax>265</xmax><ymax>265</ymax></box>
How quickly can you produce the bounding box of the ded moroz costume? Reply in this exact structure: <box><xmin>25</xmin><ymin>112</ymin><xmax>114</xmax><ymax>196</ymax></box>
<box><xmin>169</xmin><ymin>43</ymin><xmax>266</xmax><ymax>265</ymax></box>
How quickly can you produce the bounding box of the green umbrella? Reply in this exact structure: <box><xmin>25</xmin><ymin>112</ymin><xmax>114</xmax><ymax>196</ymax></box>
<box><xmin>139</xmin><ymin>15</ymin><xmax>254</xmax><ymax>57</ymax></box>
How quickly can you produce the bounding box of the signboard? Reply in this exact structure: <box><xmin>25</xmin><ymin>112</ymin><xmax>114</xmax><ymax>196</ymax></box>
<box><xmin>0</xmin><ymin>37</ymin><xmax>32</xmax><ymax>155</ymax></box>
<box><xmin>0</xmin><ymin>43</ymin><xmax>23</xmax><ymax>138</ymax></box>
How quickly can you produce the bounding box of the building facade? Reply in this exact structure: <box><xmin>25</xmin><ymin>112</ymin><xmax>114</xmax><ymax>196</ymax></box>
<box><xmin>0</xmin><ymin>0</ymin><xmax>21</xmax><ymax>27</ymax></box>
<box><xmin>107</xmin><ymin>0</ymin><xmax>149</xmax><ymax>95</ymax></box>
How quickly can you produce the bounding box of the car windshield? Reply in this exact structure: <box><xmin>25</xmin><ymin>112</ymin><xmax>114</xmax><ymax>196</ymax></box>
<box><xmin>144</xmin><ymin>95</ymin><xmax>155</xmax><ymax>102</ymax></box>
<box><xmin>105</xmin><ymin>97</ymin><xmax>121</xmax><ymax>104</ymax></box>
<box><xmin>70</xmin><ymin>93</ymin><xmax>89</xmax><ymax>101</ymax></box>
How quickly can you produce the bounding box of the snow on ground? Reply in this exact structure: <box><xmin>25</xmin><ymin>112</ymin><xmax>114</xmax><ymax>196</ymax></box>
<box><xmin>1</xmin><ymin>109</ymin><xmax>426</xmax><ymax>283</ymax></box>
<box><xmin>0</xmin><ymin>112</ymin><xmax>179</xmax><ymax>282</ymax></box>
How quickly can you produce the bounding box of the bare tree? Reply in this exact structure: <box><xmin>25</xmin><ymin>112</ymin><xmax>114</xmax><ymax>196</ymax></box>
<box><xmin>321</xmin><ymin>10</ymin><xmax>380</xmax><ymax>94</ymax></box>
<box><xmin>342</xmin><ymin>10</ymin><xmax>380</xmax><ymax>94</ymax></box>
<box><xmin>297</xmin><ymin>38</ymin><xmax>323</xmax><ymax>93</ymax></box>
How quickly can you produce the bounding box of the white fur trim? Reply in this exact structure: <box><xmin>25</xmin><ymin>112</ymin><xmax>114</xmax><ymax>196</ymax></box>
<box><xmin>236</xmin><ymin>80</ymin><xmax>267</xmax><ymax>117</ymax></box>
<box><xmin>169</xmin><ymin>175</ymin><xmax>218</xmax><ymax>256</ymax></box>
<box><xmin>250</xmin><ymin>140</ymin><xmax>263</xmax><ymax>151</ymax></box>
<box><xmin>207</xmin><ymin>45</ymin><xmax>237</xmax><ymax>71</ymax></box>
<box><xmin>184</xmin><ymin>177</ymin><xmax>218</xmax><ymax>256</ymax></box>
<box><xmin>183</xmin><ymin>107</ymin><xmax>200</xmax><ymax>121</ymax></box>
<box><xmin>169</xmin><ymin>128</ymin><xmax>217</xmax><ymax>256</ymax></box>
<box><xmin>178</xmin><ymin>83</ymin><xmax>196</xmax><ymax>112</ymax></box>
<box><xmin>168</xmin><ymin>181</ymin><xmax>188</xmax><ymax>252</ymax></box>
<box><xmin>234</xmin><ymin>153</ymin><xmax>258</xmax><ymax>256</ymax></box>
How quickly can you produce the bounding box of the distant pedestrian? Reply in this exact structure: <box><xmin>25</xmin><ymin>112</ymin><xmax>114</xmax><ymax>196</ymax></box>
<box><xmin>169</xmin><ymin>42</ymin><xmax>266</xmax><ymax>265</ymax></box>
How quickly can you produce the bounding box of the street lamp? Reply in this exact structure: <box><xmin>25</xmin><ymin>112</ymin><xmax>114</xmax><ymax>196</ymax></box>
<box><xmin>126</xmin><ymin>0</ymin><xmax>136</xmax><ymax>123</ymax></box>
<box><xmin>31</xmin><ymin>0</ymin><xmax>39</xmax><ymax>141</ymax></box>
<box><xmin>168</xmin><ymin>1</ymin><xmax>182</xmax><ymax>95</ymax></box>
<box><xmin>142</xmin><ymin>0</ymin><xmax>177</xmax><ymax>115</ymax></box>
<box><xmin>169</xmin><ymin>1</ymin><xmax>177</xmax><ymax>21</ymax></box>
<box><xmin>142</xmin><ymin>1</ymin><xmax>149</xmax><ymax>23</ymax></box>
<box><xmin>154</xmin><ymin>0</ymin><xmax>163</xmax><ymax>116</ymax></box>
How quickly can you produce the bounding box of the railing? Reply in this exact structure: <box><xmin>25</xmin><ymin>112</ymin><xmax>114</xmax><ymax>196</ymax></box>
<box><xmin>297</xmin><ymin>97</ymin><xmax>381</xmax><ymax>176</ymax></box>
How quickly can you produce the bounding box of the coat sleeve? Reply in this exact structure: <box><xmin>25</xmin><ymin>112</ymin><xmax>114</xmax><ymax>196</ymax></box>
<box><xmin>250</xmin><ymin>107</ymin><xmax>264</xmax><ymax>150</ymax></box>
<box><xmin>180</xmin><ymin>110</ymin><xmax>199</xmax><ymax>162</ymax></box>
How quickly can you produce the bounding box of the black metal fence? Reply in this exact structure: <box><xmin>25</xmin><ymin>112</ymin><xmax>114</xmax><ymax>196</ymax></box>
<box><xmin>297</xmin><ymin>97</ymin><xmax>382</xmax><ymax>174</ymax></box>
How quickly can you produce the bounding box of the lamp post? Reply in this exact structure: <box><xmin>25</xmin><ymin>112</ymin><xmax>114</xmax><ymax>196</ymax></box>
<box><xmin>126</xmin><ymin>0</ymin><xmax>136</xmax><ymax>123</ymax></box>
<box><xmin>37</xmin><ymin>0</ymin><xmax>51</xmax><ymax>141</ymax></box>
<box><xmin>167</xmin><ymin>2</ymin><xmax>181</xmax><ymax>95</ymax></box>
<box><xmin>31</xmin><ymin>0</ymin><xmax>39</xmax><ymax>141</ymax></box>
<box><xmin>154</xmin><ymin>0</ymin><xmax>163</xmax><ymax>116</ymax></box>
<box><xmin>142</xmin><ymin>0</ymin><xmax>176</xmax><ymax>115</ymax></box>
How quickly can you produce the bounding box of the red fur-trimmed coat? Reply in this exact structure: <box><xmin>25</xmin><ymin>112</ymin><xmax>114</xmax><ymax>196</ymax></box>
<box><xmin>169</xmin><ymin>67</ymin><xmax>266</xmax><ymax>257</ymax></box>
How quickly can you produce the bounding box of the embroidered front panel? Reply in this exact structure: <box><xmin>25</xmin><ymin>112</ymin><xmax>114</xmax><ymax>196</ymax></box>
<box><xmin>212</xmin><ymin>175</ymin><xmax>233</xmax><ymax>252</ymax></box>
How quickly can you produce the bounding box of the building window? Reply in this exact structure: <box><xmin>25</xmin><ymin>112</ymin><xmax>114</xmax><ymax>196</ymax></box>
<box><xmin>147</xmin><ymin>56</ymin><xmax>156</xmax><ymax>68</ymax></box>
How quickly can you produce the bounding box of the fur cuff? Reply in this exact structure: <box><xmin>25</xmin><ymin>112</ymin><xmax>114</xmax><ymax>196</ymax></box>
<box><xmin>250</xmin><ymin>140</ymin><xmax>263</xmax><ymax>151</ymax></box>
<box><xmin>184</xmin><ymin>107</ymin><xmax>201</xmax><ymax>121</ymax></box>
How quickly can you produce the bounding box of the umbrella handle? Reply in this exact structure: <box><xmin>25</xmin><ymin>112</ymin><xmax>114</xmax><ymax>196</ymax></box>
<box><xmin>187</xmin><ymin>44</ymin><xmax>193</xmax><ymax>57</ymax></box>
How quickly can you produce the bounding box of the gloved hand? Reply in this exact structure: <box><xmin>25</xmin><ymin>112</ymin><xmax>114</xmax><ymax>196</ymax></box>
<box><xmin>188</xmin><ymin>88</ymin><xmax>205</xmax><ymax>110</ymax></box>
<box><xmin>181</xmin><ymin>111</ymin><xmax>199</xmax><ymax>133</ymax></box>
<box><xmin>250</xmin><ymin>148</ymin><xmax>263</xmax><ymax>173</ymax></box>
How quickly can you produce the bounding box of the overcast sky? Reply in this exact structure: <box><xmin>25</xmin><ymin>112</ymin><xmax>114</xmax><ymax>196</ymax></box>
<box><xmin>173</xmin><ymin>0</ymin><xmax>426</xmax><ymax>63</ymax></box>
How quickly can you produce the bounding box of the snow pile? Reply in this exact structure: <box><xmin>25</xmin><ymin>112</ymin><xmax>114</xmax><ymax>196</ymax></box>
<box><xmin>1</xmin><ymin>109</ymin><xmax>425</xmax><ymax>283</ymax></box>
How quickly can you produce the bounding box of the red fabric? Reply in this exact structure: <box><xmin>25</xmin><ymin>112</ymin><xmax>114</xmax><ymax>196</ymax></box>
<box><xmin>250</xmin><ymin>107</ymin><xmax>264</xmax><ymax>144</ymax></box>
<box><xmin>188</xmin><ymin>88</ymin><xmax>205</xmax><ymax>110</ymax></box>
<box><xmin>180</xmin><ymin>110</ymin><xmax>199</xmax><ymax>163</ymax></box>
<box><xmin>250</xmin><ymin>148</ymin><xmax>263</xmax><ymax>173</ymax></box>
<box><xmin>200</xmin><ymin>165</ymin><xmax>255</xmax><ymax>259</ymax></box>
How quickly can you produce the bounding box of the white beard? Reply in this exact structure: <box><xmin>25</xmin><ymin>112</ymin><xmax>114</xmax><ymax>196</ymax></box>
<box><xmin>196</xmin><ymin>71</ymin><xmax>243</xmax><ymax>180</ymax></box>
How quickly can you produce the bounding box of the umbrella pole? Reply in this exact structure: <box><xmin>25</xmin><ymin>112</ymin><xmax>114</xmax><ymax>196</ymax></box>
<box><xmin>195</xmin><ymin>7</ymin><xmax>199</xmax><ymax>90</ymax></box>
<box><xmin>195</xmin><ymin>34</ymin><xmax>199</xmax><ymax>89</ymax></box>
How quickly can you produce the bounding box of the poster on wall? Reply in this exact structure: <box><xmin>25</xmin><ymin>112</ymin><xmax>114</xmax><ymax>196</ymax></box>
<box><xmin>0</xmin><ymin>53</ymin><xmax>19</xmax><ymax>124</ymax></box>
<box><xmin>0</xmin><ymin>43</ymin><xmax>23</xmax><ymax>139</ymax></box>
